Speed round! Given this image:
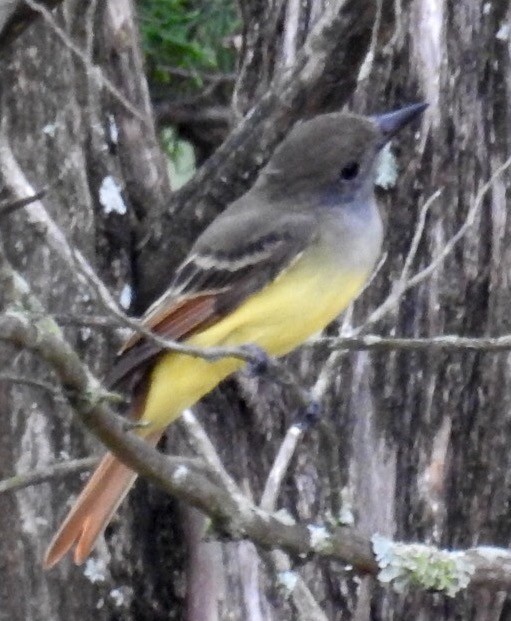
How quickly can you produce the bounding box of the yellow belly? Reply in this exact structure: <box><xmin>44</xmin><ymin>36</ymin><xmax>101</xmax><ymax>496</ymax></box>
<box><xmin>141</xmin><ymin>253</ymin><xmax>369</xmax><ymax>430</ymax></box>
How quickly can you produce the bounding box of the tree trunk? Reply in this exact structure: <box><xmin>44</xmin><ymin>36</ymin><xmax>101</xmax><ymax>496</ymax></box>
<box><xmin>0</xmin><ymin>1</ymin><xmax>171</xmax><ymax>618</ymax></box>
<box><xmin>1</xmin><ymin>1</ymin><xmax>511</xmax><ymax>620</ymax></box>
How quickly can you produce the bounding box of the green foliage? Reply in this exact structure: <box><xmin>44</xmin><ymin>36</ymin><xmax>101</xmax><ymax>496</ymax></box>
<box><xmin>138</xmin><ymin>0</ymin><xmax>237</xmax><ymax>180</ymax></box>
<box><xmin>138</xmin><ymin>0</ymin><xmax>238</xmax><ymax>83</ymax></box>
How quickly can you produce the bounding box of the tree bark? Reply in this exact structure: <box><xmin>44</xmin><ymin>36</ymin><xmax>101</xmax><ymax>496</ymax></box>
<box><xmin>2</xmin><ymin>1</ymin><xmax>511</xmax><ymax>620</ymax></box>
<box><xmin>0</xmin><ymin>1</ymin><xmax>171</xmax><ymax>618</ymax></box>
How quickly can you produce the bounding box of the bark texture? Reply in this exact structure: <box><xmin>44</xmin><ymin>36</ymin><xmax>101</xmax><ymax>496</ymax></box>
<box><xmin>1</xmin><ymin>1</ymin><xmax>511</xmax><ymax>620</ymax></box>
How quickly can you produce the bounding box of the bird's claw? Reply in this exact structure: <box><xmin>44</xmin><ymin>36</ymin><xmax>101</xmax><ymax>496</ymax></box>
<box><xmin>241</xmin><ymin>344</ymin><xmax>271</xmax><ymax>376</ymax></box>
<box><xmin>295</xmin><ymin>399</ymin><xmax>321</xmax><ymax>430</ymax></box>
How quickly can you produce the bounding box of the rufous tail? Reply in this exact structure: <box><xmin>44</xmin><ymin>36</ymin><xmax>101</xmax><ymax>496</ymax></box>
<box><xmin>43</xmin><ymin>433</ymin><xmax>161</xmax><ymax>569</ymax></box>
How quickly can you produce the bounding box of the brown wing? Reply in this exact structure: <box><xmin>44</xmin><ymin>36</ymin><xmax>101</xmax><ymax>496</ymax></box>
<box><xmin>107</xmin><ymin>293</ymin><xmax>220</xmax><ymax>388</ymax></box>
<box><xmin>107</xmin><ymin>210</ymin><xmax>316</xmax><ymax>389</ymax></box>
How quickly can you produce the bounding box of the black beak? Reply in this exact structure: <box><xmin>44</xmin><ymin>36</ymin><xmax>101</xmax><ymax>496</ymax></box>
<box><xmin>374</xmin><ymin>102</ymin><xmax>428</xmax><ymax>144</ymax></box>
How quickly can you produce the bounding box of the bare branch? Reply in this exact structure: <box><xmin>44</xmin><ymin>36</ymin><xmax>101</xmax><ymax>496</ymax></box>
<box><xmin>0</xmin><ymin>189</ymin><xmax>47</xmax><ymax>219</ymax></box>
<box><xmin>0</xmin><ymin>137</ymin><xmax>314</xmax><ymax>437</ymax></box>
<box><xmin>83</xmin><ymin>0</ymin><xmax>98</xmax><ymax>61</ymax></box>
<box><xmin>313</xmin><ymin>333</ymin><xmax>511</xmax><ymax>354</ymax></box>
<box><xmin>53</xmin><ymin>314</ymin><xmax>120</xmax><ymax>329</ymax></box>
<box><xmin>0</xmin><ymin>457</ymin><xmax>97</xmax><ymax>494</ymax></box>
<box><xmin>260</xmin><ymin>424</ymin><xmax>329</xmax><ymax>621</ymax></box>
<box><xmin>280</xmin><ymin>0</ymin><xmax>301</xmax><ymax>70</ymax></box>
<box><xmin>55</xmin><ymin>313</ymin><xmax>511</xmax><ymax>356</ymax></box>
<box><xmin>4</xmin><ymin>239</ymin><xmax>511</xmax><ymax>592</ymax></box>
<box><xmin>262</xmin><ymin>550</ymin><xmax>329</xmax><ymax>621</ymax></box>
<box><xmin>358</xmin><ymin>153</ymin><xmax>511</xmax><ymax>334</ymax></box>
<box><xmin>0</xmin><ymin>373</ymin><xmax>62</xmax><ymax>398</ymax></box>
<box><xmin>405</xmin><ymin>153</ymin><xmax>511</xmax><ymax>290</ymax></box>
<box><xmin>0</xmin><ymin>301</ymin><xmax>377</xmax><ymax>567</ymax></box>
<box><xmin>260</xmin><ymin>425</ymin><xmax>303</xmax><ymax>512</ymax></box>
<box><xmin>179</xmin><ymin>409</ymin><xmax>242</xmax><ymax>499</ymax></box>
<box><xmin>399</xmin><ymin>189</ymin><xmax>440</xmax><ymax>285</ymax></box>
<box><xmin>0</xmin><ymin>255</ymin><xmax>377</xmax><ymax>573</ymax></box>
<box><xmin>357</xmin><ymin>189</ymin><xmax>442</xmax><ymax>332</ymax></box>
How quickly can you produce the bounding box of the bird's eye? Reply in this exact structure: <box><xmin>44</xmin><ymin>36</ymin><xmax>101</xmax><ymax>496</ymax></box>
<box><xmin>340</xmin><ymin>161</ymin><xmax>359</xmax><ymax>181</ymax></box>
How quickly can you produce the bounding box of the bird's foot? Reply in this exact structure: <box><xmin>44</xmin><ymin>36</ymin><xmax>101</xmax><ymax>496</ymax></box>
<box><xmin>295</xmin><ymin>399</ymin><xmax>321</xmax><ymax>430</ymax></box>
<box><xmin>240</xmin><ymin>343</ymin><xmax>272</xmax><ymax>376</ymax></box>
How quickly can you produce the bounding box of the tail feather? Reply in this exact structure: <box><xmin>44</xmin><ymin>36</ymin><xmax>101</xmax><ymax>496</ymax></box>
<box><xmin>43</xmin><ymin>433</ymin><xmax>161</xmax><ymax>569</ymax></box>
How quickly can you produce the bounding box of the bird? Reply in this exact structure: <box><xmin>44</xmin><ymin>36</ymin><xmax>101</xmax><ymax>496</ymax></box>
<box><xmin>43</xmin><ymin>102</ymin><xmax>427</xmax><ymax>568</ymax></box>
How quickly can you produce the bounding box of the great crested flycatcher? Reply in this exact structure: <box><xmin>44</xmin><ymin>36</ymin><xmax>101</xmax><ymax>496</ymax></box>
<box><xmin>44</xmin><ymin>102</ymin><xmax>427</xmax><ymax>568</ymax></box>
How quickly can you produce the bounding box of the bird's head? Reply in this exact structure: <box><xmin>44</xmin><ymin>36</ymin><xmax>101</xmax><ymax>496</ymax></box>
<box><xmin>259</xmin><ymin>103</ymin><xmax>427</xmax><ymax>206</ymax></box>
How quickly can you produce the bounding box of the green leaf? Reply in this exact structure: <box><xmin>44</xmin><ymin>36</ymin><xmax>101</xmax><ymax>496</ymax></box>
<box><xmin>138</xmin><ymin>0</ymin><xmax>238</xmax><ymax>86</ymax></box>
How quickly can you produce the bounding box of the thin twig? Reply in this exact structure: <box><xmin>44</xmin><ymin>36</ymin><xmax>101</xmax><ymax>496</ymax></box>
<box><xmin>260</xmin><ymin>425</ymin><xmax>303</xmax><ymax>512</ymax></box>
<box><xmin>0</xmin><ymin>373</ymin><xmax>62</xmax><ymax>398</ymax></box>
<box><xmin>179</xmin><ymin>409</ymin><xmax>242</xmax><ymax>499</ymax></box>
<box><xmin>405</xmin><ymin>154</ymin><xmax>511</xmax><ymax>289</ymax></box>
<box><xmin>280</xmin><ymin>0</ymin><xmax>301</xmax><ymax>69</ymax></box>
<box><xmin>5</xmin><ymin>247</ymin><xmax>511</xmax><ymax>590</ymax></box>
<box><xmin>262</xmin><ymin>550</ymin><xmax>329</xmax><ymax>621</ymax></box>
<box><xmin>0</xmin><ymin>457</ymin><xmax>97</xmax><ymax>494</ymax></box>
<box><xmin>51</xmin><ymin>314</ymin><xmax>511</xmax><ymax>355</ymax></box>
<box><xmin>84</xmin><ymin>0</ymin><xmax>99</xmax><ymax>61</ymax></box>
<box><xmin>0</xmin><ymin>189</ymin><xmax>47</xmax><ymax>219</ymax></box>
<box><xmin>74</xmin><ymin>265</ymin><xmax>270</xmax><ymax>364</ymax></box>
<box><xmin>314</xmin><ymin>248</ymin><xmax>390</xmax><ymax>400</ymax></box>
<box><xmin>53</xmin><ymin>313</ymin><xmax>120</xmax><ymax>329</ymax></box>
<box><xmin>0</xmin><ymin>136</ymin><xmax>307</xmax><ymax>417</ymax></box>
<box><xmin>356</xmin><ymin>189</ymin><xmax>441</xmax><ymax>332</ymax></box>
<box><xmin>260</xmin><ymin>423</ymin><xmax>326</xmax><ymax>620</ymax></box>
<box><xmin>400</xmin><ymin>189</ymin><xmax>440</xmax><ymax>285</ymax></box>
<box><xmin>358</xmin><ymin>154</ymin><xmax>511</xmax><ymax>333</ymax></box>
<box><xmin>313</xmin><ymin>333</ymin><xmax>511</xmax><ymax>354</ymax></box>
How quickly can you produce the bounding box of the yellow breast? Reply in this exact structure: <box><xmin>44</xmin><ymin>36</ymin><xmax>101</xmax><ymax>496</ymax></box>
<box><xmin>202</xmin><ymin>252</ymin><xmax>367</xmax><ymax>355</ymax></box>
<box><xmin>141</xmin><ymin>250</ymin><xmax>369</xmax><ymax>430</ymax></box>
